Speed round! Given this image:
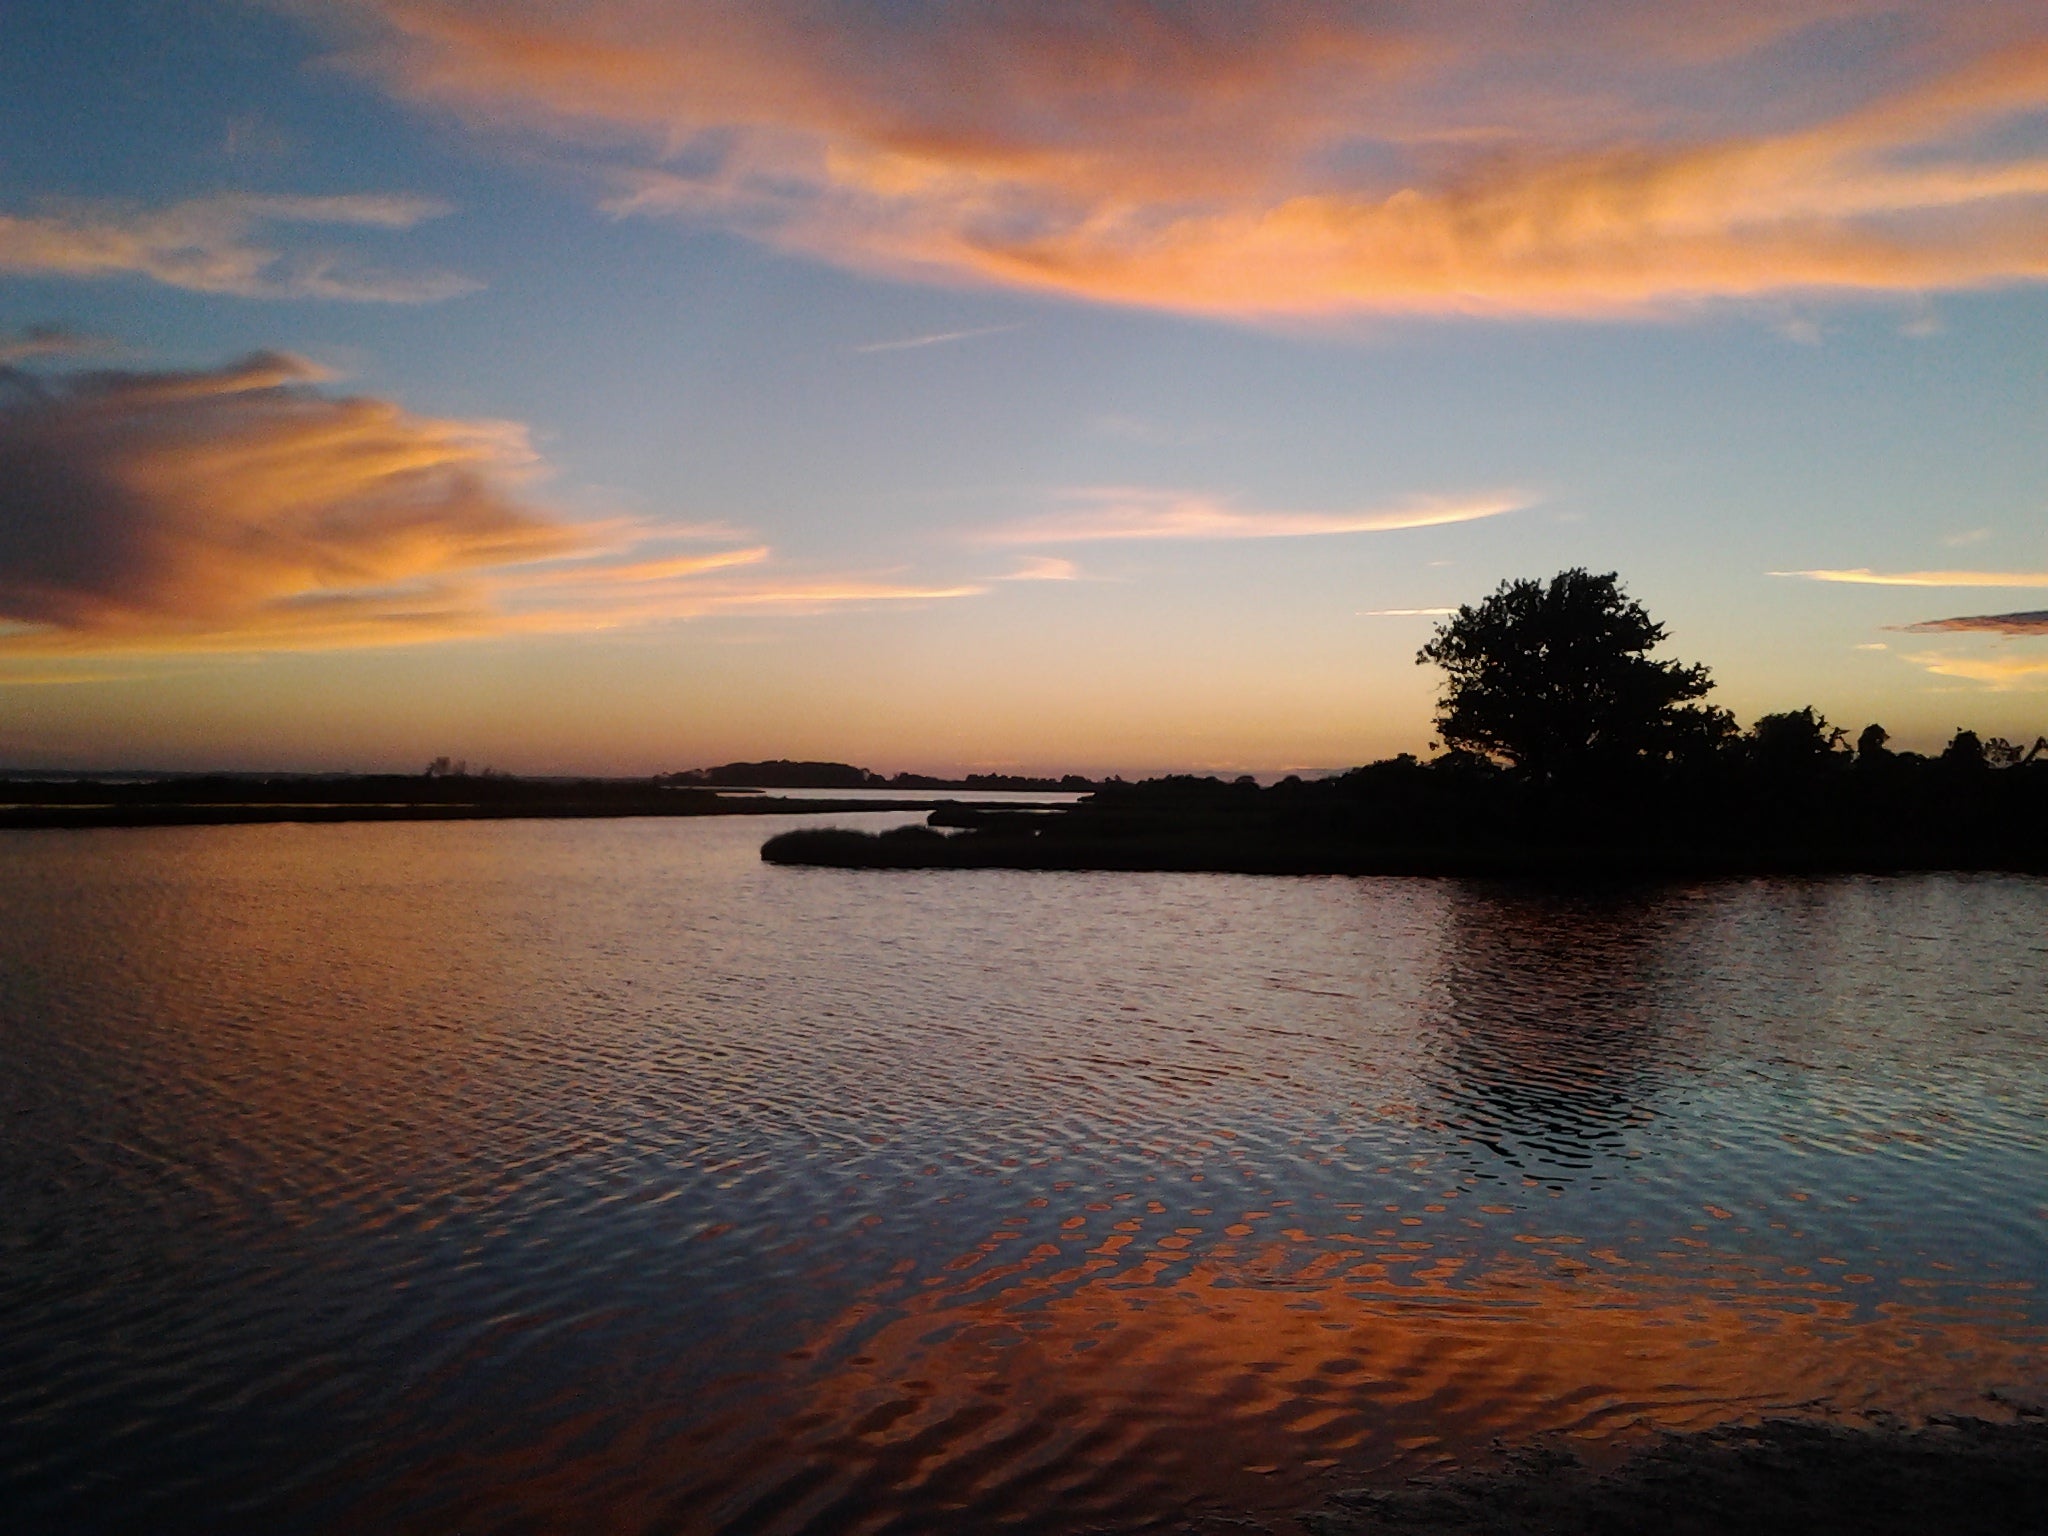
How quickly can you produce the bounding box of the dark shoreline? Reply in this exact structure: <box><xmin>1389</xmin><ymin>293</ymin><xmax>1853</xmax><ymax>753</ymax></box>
<box><xmin>0</xmin><ymin>776</ymin><xmax>1033</xmax><ymax>830</ymax></box>
<box><xmin>759</xmin><ymin>824</ymin><xmax>2048</xmax><ymax>878</ymax></box>
<box><xmin>1296</xmin><ymin>1415</ymin><xmax>2048</xmax><ymax>1536</ymax></box>
<box><xmin>761</xmin><ymin>753</ymin><xmax>2048</xmax><ymax>878</ymax></box>
<box><xmin>0</xmin><ymin>799</ymin><xmax>953</xmax><ymax>830</ymax></box>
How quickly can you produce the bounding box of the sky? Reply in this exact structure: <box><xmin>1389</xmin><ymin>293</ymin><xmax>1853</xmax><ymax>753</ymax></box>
<box><xmin>1</xmin><ymin>0</ymin><xmax>2045</xmax><ymax>776</ymax></box>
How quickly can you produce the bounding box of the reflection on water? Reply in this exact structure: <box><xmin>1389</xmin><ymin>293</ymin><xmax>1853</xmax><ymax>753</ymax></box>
<box><xmin>2</xmin><ymin>820</ymin><xmax>2044</xmax><ymax>1533</ymax></box>
<box><xmin>1430</xmin><ymin>886</ymin><xmax>1680</xmax><ymax>1182</ymax></box>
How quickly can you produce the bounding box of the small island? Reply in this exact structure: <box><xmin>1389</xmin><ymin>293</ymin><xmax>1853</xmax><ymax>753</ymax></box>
<box><xmin>764</xmin><ymin>571</ymin><xmax>2048</xmax><ymax>877</ymax></box>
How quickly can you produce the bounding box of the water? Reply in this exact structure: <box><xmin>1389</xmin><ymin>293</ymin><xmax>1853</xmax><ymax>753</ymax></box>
<box><xmin>3</xmin><ymin>815</ymin><xmax>2045</xmax><ymax>1534</ymax></box>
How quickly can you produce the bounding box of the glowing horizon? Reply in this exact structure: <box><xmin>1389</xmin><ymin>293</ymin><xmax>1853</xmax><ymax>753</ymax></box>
<box><xmin>1</xmin><ymin>2</ymin><xmax>2045</xmax><ymax>773</ymax></box>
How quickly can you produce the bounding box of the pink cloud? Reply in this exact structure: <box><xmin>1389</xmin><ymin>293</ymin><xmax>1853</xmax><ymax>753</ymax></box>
<box><xmin>0</xmin><ymin>193</ymin><xmax>476</xmax><ymax>302</ymax></box>
<box><xmin>985</xmin><ymin>487</ymin><xmax>1524</xmax><ymax>544</ymax></box>
<box><xmin>324</xmin><ymin>1</ymin><xmax>2048</xmax><ymax>317</ymax></box>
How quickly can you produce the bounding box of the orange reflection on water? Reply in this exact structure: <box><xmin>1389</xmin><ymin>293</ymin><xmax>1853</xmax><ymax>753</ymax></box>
<box><xmin>712</xmin><ymin>1221</ymin><xmax>2044</xmax><ymax>1536</ymax></box>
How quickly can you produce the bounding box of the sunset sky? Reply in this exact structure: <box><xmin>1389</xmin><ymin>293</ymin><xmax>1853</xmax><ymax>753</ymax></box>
<box><xmin>2</xmin><ymin>0</ymin><xmax>2046</xmax><ymax>774</ymax></box>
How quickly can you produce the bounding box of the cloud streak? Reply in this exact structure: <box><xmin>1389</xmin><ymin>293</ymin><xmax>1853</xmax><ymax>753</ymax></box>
<box><xmin>1773</xmin><ymin>568</ymin><xmax>2048</xmax><ymax>587</ymax></box>
<box><xmin>853</xmin><ymin>322</ymin><xmax>1022</xmax><ymax>353</ymax></box>
<box><xmin>486</xmin><ymin>568</ymin><xmax>990</xmax><ymax>626</ymax></box>
<box><xmin>997</xmin><ymin>555</ymin><xmax>1082</xmax><ymax>581</ymax></box>
<box><xmin>328</xmin><ymin>1</ymin><xmax>2048</xmax><ymax>319</ymax></box>
<box><xmin>688</xmin><ymin>578</ymin><xmax>987</xmax><ymax>611</ymax></box>
<box><xmin>0</xmin><ymin>326</ymin><xmax>103</xmax><ymax>365</ymax></box>
<box><xmin>0</xmin><ymin>666</ymin><xmax>160</xmax><ymax>687</ymax></box>
<box><xmin>985</xmin><ymin>487</ymin><xmax>1523</xmax><ymax>544</ymax></box>
<box><xmin>1902</xmin><ymin>650</ymin><xmax>2048</xmax><ymax>687</ymax></box>
<box><xmin>0</xmin><ymin>193</ymin><xmax>476</xmax><ymax>302</ymax></box>
<box><xmin>505</xmin><ymin>544</ymin><xmax>773</xmax><ymax>587</ymax></box>
<box><xmin>1904</xmin><ymin>609</ymin><xmax>2048</xmax><ymax>634</ymax></box>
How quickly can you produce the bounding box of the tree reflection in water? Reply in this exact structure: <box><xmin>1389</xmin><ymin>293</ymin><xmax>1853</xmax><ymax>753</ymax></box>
<box><xmin>1425</xmin><ymin>884</ymin><xmax>1702</xmax><ymax>1186</ymax></box>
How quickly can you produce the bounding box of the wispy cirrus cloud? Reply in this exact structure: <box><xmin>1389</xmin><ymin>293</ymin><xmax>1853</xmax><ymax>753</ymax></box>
<box><xmin>1902</xmin><ymin>650</ymin><xmax>2048</xmax><ymax>687</ymax></box>
<box><xmin>0</xmin><ymin>193</ymin><xmax>476</xmax><ymax>302</ymax></box>
<box><xmin>686</xmin><ymin>577</ymin><xmax>986</xmax><ymax>611</ymax></box>
<box><xmin>1361</xmin><ymin>606</ymin><xmax>1457</xmax><ymax>616</ymax></box>
<box><xmin>1772</xmin><ymin>568</ymin><xmax>2048</xmax><ymax>587</ymax></box>
<box><xmin>492</xmin><ymin>563</ymin><xmax>988</xmax><ymax>625</ymax></box>
<box><xmin>853</xmin><ymin>322</ymin><xmax>1022</xmax><ymax>353</ymax></box>
<box><xmin>1903</xmin><ymin>609</ymin><xmax>2048</xmax><ymax>635</ymax></box>
<box><xmin>997</xmin><ymin>555</ymin><xmax>1082</xmax><ymax>582</ymax></box>
<box><xmin>984</xmin><ymin>487</ymin><xmax>1524</xmax><ymax>544</ymax></box>
<box><xmin>0</xmin><ymin>326</ymin><xmax>104</xmax><ymax>364</ymax></box>
<box><xmin>323</xmin><ymin>0</ymin><xmax>2048</xmax><ymax>319</ymax></box>
<box><xmin>0</xmin><ymin>669</ymin><xmax>158</xmax><ymax>687</ymax></box>
<box><xmin>504</xmin><ymin>544</ymin><xmax>773</xmax><ymax>588</ymax></box>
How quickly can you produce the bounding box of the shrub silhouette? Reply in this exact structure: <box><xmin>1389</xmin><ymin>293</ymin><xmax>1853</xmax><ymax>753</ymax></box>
<box><xmin>1748</xmin><ymin>708</ymin><xmax>1848</xmax><ymax>775</ymax></box>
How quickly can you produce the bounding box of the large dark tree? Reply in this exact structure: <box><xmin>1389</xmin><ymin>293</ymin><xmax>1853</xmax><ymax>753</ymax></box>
<box><xmin>1417</xmin><ymin>569</ymin><xmax>1727</xmax><ymax>780</ymax></box>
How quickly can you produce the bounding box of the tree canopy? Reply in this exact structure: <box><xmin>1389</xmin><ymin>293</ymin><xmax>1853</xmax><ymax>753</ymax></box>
<box><xmin>1417</xmin><ymin>569</ymin><xmax>1727</xmax><ymax>779</ymax></box>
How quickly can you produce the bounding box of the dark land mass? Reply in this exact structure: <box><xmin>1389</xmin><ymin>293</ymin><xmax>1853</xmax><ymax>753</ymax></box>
<box><xmin>662</xmin><ymin>758</ymin><xmax>1099</xmax><ymax>792</ymax></box>
<box><xmin>1293</xmin><ymin>1416</ymin><xmax>2048</xmax><ymax>1536</ymax></box>
<box><xmin>762</xmin><ymin>748</ymin><xmax>2048</xmax><ymax>877</ymax></box>
<box><xmin>0</xmin><ymin>774</ymin><xmax>976</xmax><ymax>830</ymax></box>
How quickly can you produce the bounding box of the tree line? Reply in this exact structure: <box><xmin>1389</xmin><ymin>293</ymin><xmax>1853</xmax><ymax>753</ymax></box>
<box><xmin>1416</xmin><ymin>569</ymin><xmax>2042</xmax><ymax>782</ymax></box>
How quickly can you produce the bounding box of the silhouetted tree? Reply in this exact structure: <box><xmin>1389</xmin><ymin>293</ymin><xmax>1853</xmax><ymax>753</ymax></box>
<box><xmin>1855</xmin><ymin>723</ymin><xmax>1892</xmax><ymax>764</ymax></box>
<box><xmin>1749</xmin><ymin>708</ymin><xmax>1847</xmax><ymax>773</ymax></box>
<box><xmin>1417</xmin><ymin>569</ymin><xmax>1727</xmax><ymax>781</ymax></box>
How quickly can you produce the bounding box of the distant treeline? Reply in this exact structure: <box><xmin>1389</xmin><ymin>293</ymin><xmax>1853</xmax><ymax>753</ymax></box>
<box><xmin>0</xmin><ymin>758</ymin><xmax>1101</xmax><ymax>829</ymax></box>
<box><xmin>763</xmin><ymin>717</ymin><xmax>2048</xmax><ymax>876</ymax></box>
<box><xmin>660</xmin><ymin>759</ymin><xmax>1099</xmax><ymax>792</ymax></box>
<box><xmin>0</xmin><ymin>773</ymin><xmax>949</xmax><ymax>829</ymax></box>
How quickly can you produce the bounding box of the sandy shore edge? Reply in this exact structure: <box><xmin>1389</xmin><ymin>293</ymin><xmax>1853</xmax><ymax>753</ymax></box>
<box><xmin>1285</xmin><ymin>1414</ymin><xmax>2048</xmax><ymax>1536</ymax></box>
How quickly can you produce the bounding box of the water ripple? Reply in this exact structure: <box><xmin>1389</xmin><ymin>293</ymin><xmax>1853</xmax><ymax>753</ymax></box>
<box><xmin>2</xmin><ymin>821</ymin><xmax>2045</xmax><ymax>1533</ymax></box>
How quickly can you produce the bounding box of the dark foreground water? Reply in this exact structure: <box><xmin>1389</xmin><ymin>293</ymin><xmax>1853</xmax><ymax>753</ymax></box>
<box><xmin>3</xmin><ymin>816</ymin><xmax>2045</xmax><ymax>1534</ymax></box>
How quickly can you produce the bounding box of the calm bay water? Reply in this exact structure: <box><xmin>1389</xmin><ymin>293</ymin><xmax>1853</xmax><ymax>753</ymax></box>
<box><xmin>3</xmin><ymin>815</ymin><xmax>2046</xmax><ymax>1534</ymax></box>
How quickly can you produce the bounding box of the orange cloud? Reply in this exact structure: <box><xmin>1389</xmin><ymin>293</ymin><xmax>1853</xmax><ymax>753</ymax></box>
<box><xmin>0</xmin><ymin>351</ymin><xmax>999</xmax><ymax>654</ymax></box>
<box><xmin>986</xmin><ymin>487</ymin><xmax>1523</xmax><ymax>543</ymax></box>
<box><xmin>326</xmin><ymin>1</ymin><xmax>2048</xmax><ymax>317</ymax></box>
<box><xmin>0</xmin><ymin>352</ymin><xmax>586</xmax><ymax>653</ymax></box>
<box><xmin>0</xmin><ymin>193</ymin><xmax>475</xmax><ymax>302</ymax></box>
<box><xmin>505</xmin><ymin>544</ymin><xmax>774</xmax><ymax>587</ymax></box>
